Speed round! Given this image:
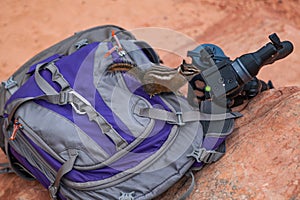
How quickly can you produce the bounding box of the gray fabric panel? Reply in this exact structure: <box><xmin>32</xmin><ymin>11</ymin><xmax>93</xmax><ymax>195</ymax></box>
<box><xmin>14</xmin><ymin>102</ymin><xmax>109</xmax><ymax>166</ymax></box>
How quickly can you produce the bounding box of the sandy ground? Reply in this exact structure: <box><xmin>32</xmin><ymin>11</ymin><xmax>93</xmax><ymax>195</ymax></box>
<box><xmin>0</xmin><ymin>0</ymin><xmax>299</xmax><ymax>87</ymax></box>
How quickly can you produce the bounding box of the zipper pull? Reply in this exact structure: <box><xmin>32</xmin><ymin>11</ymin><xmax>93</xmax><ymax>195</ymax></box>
<box><xmin>9</xmin><ymin>119</ymin><xmax>22</xmax><ymax>141</ymax></box>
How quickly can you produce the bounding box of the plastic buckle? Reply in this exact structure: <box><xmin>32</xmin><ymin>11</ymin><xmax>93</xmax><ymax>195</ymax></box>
<box><xmin>58</xmin><ymin>91</ymin><xmax>69</xmax><ymax>105</ymax></box>
<box><xmin>118</xmin><ymin>50</ymin><xmax>126</xmax><ymax>57</ymax></box>
<box><xmin>167</xmin><ymin>112</ymin><xmax>185</xmax><ymax>126</ymax></box>
<box><xmin>48</xmin><ymin>184</ymin><xmax>58</xmax><ymax>200</ymax></box>
<box><xmin>119</xmin><ymin>191</ymin><xmax>135</xmax><ymax>200</ymax></box>
<box><xmin>69</xmin><ymin>90</ymin><xmax>91</xmax><ymax>115</ymax></box>
<box><xmin>2</xmin><ymin>76</ymin><xmax>17</xmax><ymax>90</ymax></box>
<box><xmin>175</xmin><ymin>112</ymin><xmax>185</xmax><ymax>126</ymax></box>
<box><xmin>75</xmin><ymin>39</ymin><xmax>89</xmax><ymax>49</ymax></box>
<box><xmin>188</xmin><ymin>147</ymin><xmax>215</xmax><ymax>164</ymax></box>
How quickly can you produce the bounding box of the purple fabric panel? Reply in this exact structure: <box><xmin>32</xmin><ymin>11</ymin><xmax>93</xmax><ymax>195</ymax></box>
<box><xmin>192</xmin><ymin>162</ymin><xmax>204</xmax><ymax>169</ymax></box>
<box><xmin>202</xmin><ymin>136</ymin><xmax>225</xmax><ymax>150</ymax></box>
<box><xmin>5</xmin><ymin>75</ymin><xmax>44</xmax><ymax>108</ymax></box>
<box><xmin>60</xmin><ymin>44</ymin><xmax>117</xmax><ymax>155</ymax></box>
<box><xmin>72</xmin><ymin>45</ymin><xmax>97</xmax><ymax>106</ymax></box>
<box><xmin>5</xmin><ymin>62</ymin><xmax>75</xmax><ymax>122</ymax></box>
<box><xmin>131</xmin><ymin>120</ymin><xmax>171</xmax><ymax>153</ymax></box>
<box><xmin>27</xmin><ymin>54</ymin><xmax>62</xmax><ymax>74</ymax></box>
<box><xmin>54</xmin><ymin>42</ymin><xmax>99</xmax><ymax>87</ymax></box>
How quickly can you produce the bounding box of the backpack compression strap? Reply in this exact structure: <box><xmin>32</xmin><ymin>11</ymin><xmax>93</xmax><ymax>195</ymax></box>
<box><xmin>135</xmin><ymin>107</ymin><xmax>241</xmax><ymax>126</ymax></box>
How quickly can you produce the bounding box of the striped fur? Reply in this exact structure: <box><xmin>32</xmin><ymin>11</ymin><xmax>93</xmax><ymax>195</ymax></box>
<box><xmin>107</xmin><ymin>60</ymin><xmax>200</xmax><ymax>96</ymax></box>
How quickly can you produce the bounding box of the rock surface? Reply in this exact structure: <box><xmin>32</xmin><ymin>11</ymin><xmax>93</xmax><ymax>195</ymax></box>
<box><xmin>0</xmin><ymin>87</ymin><xmax>299</xmax><ymax>200</ymax></box>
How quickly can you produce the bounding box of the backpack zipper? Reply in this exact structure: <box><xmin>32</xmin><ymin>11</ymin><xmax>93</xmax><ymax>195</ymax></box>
<box><xmin>9</xmin><ymin>119</ymin><xmax>23</xmax><ymax>141</ymax></box>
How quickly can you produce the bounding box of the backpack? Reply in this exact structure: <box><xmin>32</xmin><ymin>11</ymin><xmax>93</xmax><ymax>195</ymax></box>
<box><xmin>0</xmin><ymin>25</ymin><xmax>240</xmax><ymax>200</ymax></box>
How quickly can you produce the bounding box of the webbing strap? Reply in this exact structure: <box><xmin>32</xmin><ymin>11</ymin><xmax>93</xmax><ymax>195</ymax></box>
<box><xmin>35</xmin><ymin>62</ymin><xmax>70</xmax><ymax>95</ymax></box>
<box><xmin>35</xmin><ymin>63</ymin><xmax>59</xmax><ymax>95</ymax></box>
<box><xmin>178</xmin><ymin>171</ymin><xmax>195</xmax><ymax>200</ymax></box>
<box><xmin>49</xmin><ymin>149</ymin><xmax>78</xmax><ymax>200</ymax></box>
<box><xmin>136</xmin><ymin>108</ymin><xmax>241</xmax><ymax>125</ymax></box>
<box><xmin>46</xmin><ymin>63</ymin><xmax>70</xmax><ymax>91</ymax></box>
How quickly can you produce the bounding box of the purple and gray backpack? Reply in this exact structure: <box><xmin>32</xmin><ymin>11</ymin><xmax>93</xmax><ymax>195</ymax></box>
<box><xmin>0</xmin><ymin>25</ymin><xmax>240</xmax><ymax>200</ymax></box>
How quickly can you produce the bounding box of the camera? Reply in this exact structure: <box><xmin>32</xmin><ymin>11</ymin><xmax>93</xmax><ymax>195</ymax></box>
<box><xmin>187</xmin><ymin>33</ymin><xmax>294</xmax><ymax>107</ymax></box>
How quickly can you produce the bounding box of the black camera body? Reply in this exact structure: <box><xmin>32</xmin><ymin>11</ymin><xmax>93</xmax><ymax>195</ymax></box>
<box><xmin>188</xmin><ymin>33</ymin><xmax>294</xmax><ymax>107</ymax></box>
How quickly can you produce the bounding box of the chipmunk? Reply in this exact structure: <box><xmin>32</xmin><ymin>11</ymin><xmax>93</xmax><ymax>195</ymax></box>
<box><xmin>107</xmin><ymin>60</ymin><xmax>200</xmax><ymax>97</ymax></box>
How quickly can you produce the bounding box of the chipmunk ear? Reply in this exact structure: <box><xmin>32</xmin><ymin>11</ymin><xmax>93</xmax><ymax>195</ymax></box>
<box><xmin>182</xmin><ymin>59</ymin><xmax>187</xmax><ymax>65</ymax></box>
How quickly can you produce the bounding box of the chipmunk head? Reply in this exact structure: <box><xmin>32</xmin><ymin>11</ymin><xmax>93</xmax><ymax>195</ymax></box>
<box><xmin>179</xmin><ymin>60</ymin><xmax>201</xmax><ymax>79</ymax></box>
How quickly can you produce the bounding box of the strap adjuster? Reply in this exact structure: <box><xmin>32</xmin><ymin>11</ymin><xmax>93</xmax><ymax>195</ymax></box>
<box><xmin>69</xmin><ymin>90</ymin><xmax>92</xmax><ymax>115</ymax></box>
<box><xmin>75</xmin><ymin>39</ymin><xmax>89</xmax><ymax>49</ymax></box>
<box><xmin>119</xmin><ymin>191</ymin><xmax>135</xmax><ymax>200</ymax></box>
<box><xmin>58</xmin><ymin>91</ymin><xmax>70</xmax><ymax>105</ymax></box>
<box><xmin>2</xmin><ymin>76</ymin><xmax>17</xmax><ymax>90</ymax></box>
<box><xmin>188</xmin><ymin>147</ymin><xmax>217</xmax><ymax>164</ymax></box>
<box><xmin>168</xmin><ymin>112</ymin><xmax>185</xmax><ymax>126</ymax></box>
<box><xmin>48</xmin><ymin>184</ymin><xmax>58</xmax><ymax>200</ymax></box>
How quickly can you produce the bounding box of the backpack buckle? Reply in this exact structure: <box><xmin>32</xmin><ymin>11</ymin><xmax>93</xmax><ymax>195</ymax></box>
<box><xmin>48</xmin><ymin>184</ymin><xmax>58</xmax><ymax>200</ymax></box>
<box><xmin>168</xmin><ymin>112</ymin><xmax>185</xmax><ymax>126</ymax></box>
<box><xmin>69</xmin><ymin>90</ymin><xmax>92</xmax><ymax>115</ymax></box>
<box><xmin>175</xmin><ymin>112</ymin><xmax>185</xmax><ymax>126</ymax></box>
<box><xmin>187</xmin><ymin>147</ymin><xmax>216</xmax><ymax>164</ymax></box>
<box><xmin>75</xmin><ymin>39</ymin><xmax>89</xmax><ymax>49</ymax></box>
<box><xmin>119</xmin><ymin>191</ymin><xmax>135</xmax><ymax>200</ymax></box>
<box><xmin>2</xmin><ymin>76</ymin><xmax>17</xmax><ymax>90</ymax></box>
